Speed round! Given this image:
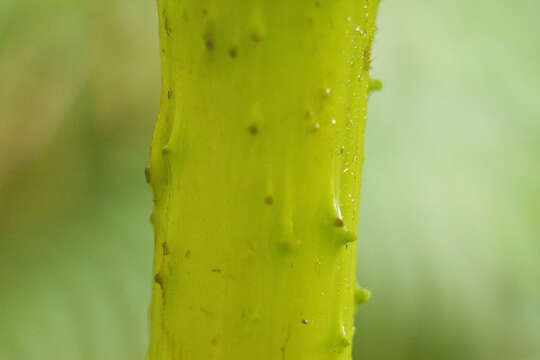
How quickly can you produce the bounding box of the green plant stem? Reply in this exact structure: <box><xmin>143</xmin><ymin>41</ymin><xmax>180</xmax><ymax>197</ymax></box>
<box><xmin>146</xmin><ymin>1</ymin><xmax>380</xmax><ymax>359</ymax></box>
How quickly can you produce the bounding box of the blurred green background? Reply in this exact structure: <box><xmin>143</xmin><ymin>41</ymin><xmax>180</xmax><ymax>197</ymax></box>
<box><xmin>1</xmin><ymin>1</ymin><xmax>539</xmax><ymax>359</ymax></box>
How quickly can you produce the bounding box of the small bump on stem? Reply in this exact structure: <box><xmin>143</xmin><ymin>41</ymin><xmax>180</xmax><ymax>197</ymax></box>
<box><xmin>336</xmin><ymin>325</ymin><xmax>351</xmax><ymax>350</ymax></box>
<box><xmin>355</xmin><ymin>285</ymin><xmax>372</xmax><ymax>305</ymax></box>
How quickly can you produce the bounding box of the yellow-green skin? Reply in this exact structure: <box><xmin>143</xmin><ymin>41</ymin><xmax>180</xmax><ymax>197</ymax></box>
<box><xmin>146</xmin><ymin>1</ymin><xmax>379</xmax><ymax>359</ymax></box>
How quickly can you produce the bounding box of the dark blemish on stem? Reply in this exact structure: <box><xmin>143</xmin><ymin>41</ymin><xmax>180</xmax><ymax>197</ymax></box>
<box><xmin>162</xmin><ymin>145</ymin><xmax>170</xmax><ymax>154</ymax></box>
<box><xmin>248</xmin><ymin>123</ymin><xmax>259</xmax><ymax>134</ymax></box>
<box><xmin>162</xmin><ymin>242</ymin><xmax>170</xmax><ymax>256</ymax></box>
<box><xmin>250</xmin><ymin>31</ymin><xmax>262</xmax><ymax>42</ymax></box>
<box><xmin>301</xmin><ymin>319</ymin><xmax>308</xmax><ymax>325</ymax></box>
<box><xmin>281</xmin><ymin>328</ymin><xmax>290</xmax><ymax>360</ymax></box>
<box><xmin>204</xmin><ymin>25</ymin><xmax>215</xmax><ymax>51</ymax></box>
<box><xmin>363</xmin><ymin>48</ymin><xmax>372</xmax><ymax>71</ymax></box>
<box><xmin>164</xmin><ymin>15</ymin><xmax>172</xmax><ymax>36</ymax></box>
<box><xmin>167</xmin><ymin>88</ymin><xmax>173</xmax><ymax>99</ymax></box>
<box><xmin>154</xmin><ymin>273</ymin><xmax>163</xmax><ymax>286</ymax></box>
<box><xmin>315</xmin><ymin>1</ymin><xmax>320</xmax><ymax>7</ymax></box>
<box><xmin>183</xmin><ymin>12</ymin><xmax>189</xmax><ymax>21</ymax></box>
<box><xmin>200</xmin><ymin>307</ymin><xmax>213</xmax><ymax>315</ymax></box>
<box><xmin>228</xmin><ymin>47</ymin><xmax>238</xmax><ymax>58</ymax></box>
<box><xmin>202</xmin><ymin>9</ymin><xmax>208</xmax><ymax>16</ymax></box>
<box><xmin>184</xmin><ymin>250</ymin><xmax>191</xmax><ymax>258</ymax></box>
<box><xmin>211</xmin><ymin>268</ymin><xmax>222</xmax><ymax>273</ymax></box>
<box><xmin>264</xmin><ymin>195</ymin><xmax>274</xmax><ymax>205</ymax></box>
<box><xmin>335</xmin><ymin>217</ymin><xmax>344</xmax><ymax>227</ymax></box>
<box><xmin>211</xmin><ymin>336</ymin><xmax>219</xmax><ymax>346</ymax></box>
<box><xmin>144</xmin><ymin>167</ymin><xmax>151</xmax><ymax>184</ymax></box>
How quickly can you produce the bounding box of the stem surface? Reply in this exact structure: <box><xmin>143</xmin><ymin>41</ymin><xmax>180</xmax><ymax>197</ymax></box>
<box><xmin>147</xmin><ymin>1</ymin><xmax>380</xmax><ymax>359</ymax></box>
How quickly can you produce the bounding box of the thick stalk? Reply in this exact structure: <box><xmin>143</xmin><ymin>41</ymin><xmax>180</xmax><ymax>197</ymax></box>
<box><xmin>146</xmin><ymin>1</ymin><xmax>379</xmax><ymax>359</ymax></box>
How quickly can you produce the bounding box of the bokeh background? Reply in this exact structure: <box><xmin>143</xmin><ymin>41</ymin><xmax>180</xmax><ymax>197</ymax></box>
<box><xmin>1</xmin><ymin>1</ymin><xmax>539</xmax><ymax>359</ymax></box>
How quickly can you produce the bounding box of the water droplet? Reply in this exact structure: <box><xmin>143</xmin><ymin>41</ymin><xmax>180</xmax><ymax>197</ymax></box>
<box><xmin>325</xmin><ymin>87</ymin><xmax>332</xmax><ymax>95</ymax></box>
<box><xmin>331</xmin><ymin>118</ymin><xmax>336</xmax><ymax>125</ymax></box>
<box><xmin>355</xmin><ymin>26</ymin><xmax>361</xmax><ymax>32</ymax></box>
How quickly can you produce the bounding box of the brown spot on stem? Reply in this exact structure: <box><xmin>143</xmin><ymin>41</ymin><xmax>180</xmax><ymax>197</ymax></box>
<box><xmin>335</xmin><ymin>217</ymin><xmax>344</xmax><ymax>227</ymax></box>
<box><xmin>264</xmin><ymin>195</ymin><xmax>274</xmax><ymax>205</ymax></box>
<box><xmin>154</xmin><ymin>273</ymin><xmax>163</xmax><ymax>286</ymax></box>
<box><xmin>250</xmin><ymin>31</ymin><xmax>262</xmax><ymax>42</ymax></box>
<box><xmin>144</xmin><ymin>167</ymin><xmax>151</xmax><ymax>184</ymax></box>
<box><xmin>163</xmin><ymin>15</ymin><xmax>172</xmax><ymax>36</ymax></box>
<box><xmin>167</xmin><ymin>88</ymin><xmax>173</xmax><ymax>99</ymax></box>
<box><xmin>184</xmin><ymin>250</ymin><xmax>191</xmax><ymax>258</ymax></box>
<box><xmin>211</xmin><ymin>268</ymin><xmax>222</xmax><ymax>273</ymax></box>
<box><xmin>301</xmin><ymin>319</ymin><xmax>308</xmax><ymax>325</ymax></box>
<box><xmin>203</xmin><ymin>24</ymin><xmax>215</xmax><ymax>51</ymax></box>
<box><xmin>363</xmin><ymin>48</ymin><xmax>372</xmax><ymax>71</ymax></box>
<box><xmin>162</xmin><ymin>242</ymin><xmax>169</xmax><ymax>256</ymax></box>
<box><xmin>228</xmin><ymin>47</ymin><xmax>238</xmax><ymax>58</ymax></box>
<box><xmin>248</xmin><ymin>123</ymin><xmax>259</xmax><ymax>134</ymax></box>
